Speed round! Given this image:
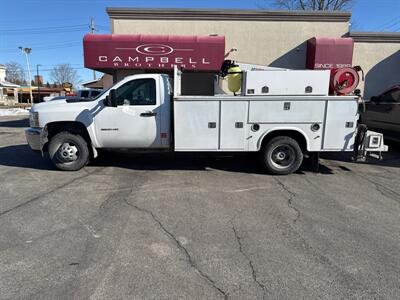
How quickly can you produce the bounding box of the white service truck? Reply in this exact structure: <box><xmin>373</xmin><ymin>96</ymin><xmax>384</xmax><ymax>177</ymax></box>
<box><xmin>25</xmin><ymin>67</ymin><xmax>387</xmax><ymax>175</ymax></box>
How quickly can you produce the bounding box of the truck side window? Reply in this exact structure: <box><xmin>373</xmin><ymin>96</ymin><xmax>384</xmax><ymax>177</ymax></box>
<box><xmin>115</xmin><ymin>78</ymin><xmax>156</xmax><ymax>106</ymax></box>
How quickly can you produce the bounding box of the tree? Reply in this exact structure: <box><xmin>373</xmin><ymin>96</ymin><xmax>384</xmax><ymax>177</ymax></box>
<box><xmin>267</xmin><ymin>0</ymin><xmax>353</xmax><ymax>10</ymax></box>
<box><xmin>49</xmin><ymin>63</ymin><xmax>80</xmax><ymax>87</ymax></box>
<box><xmin>4</xmin><ymin>62</ymin><xmax>25</xmax><ymax>83</ymax></box>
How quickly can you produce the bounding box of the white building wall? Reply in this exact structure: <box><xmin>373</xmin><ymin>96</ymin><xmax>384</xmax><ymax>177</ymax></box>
<box><xmin>0</xmin><ymin>66</ymin><xmax>6</xmax><ymax>81</ymax></box>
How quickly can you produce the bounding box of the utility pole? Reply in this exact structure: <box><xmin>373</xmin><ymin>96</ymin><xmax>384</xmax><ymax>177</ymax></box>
<box><xmin>90</xmin><ymin>17</ymin><xmax>97</xmax><ymax>80</ymax></box>
<box><xmin>36</xmin><ymin>64</ymin><xmax>41</xmax><ymax>102</ymax></box>
<box><xmin>19</xmin><ymin>47</ymin><xmax>33</xmax><ymax>104</ymax></box>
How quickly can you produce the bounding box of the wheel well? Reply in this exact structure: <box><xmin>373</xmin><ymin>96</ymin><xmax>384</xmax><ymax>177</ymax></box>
<box><xmin>43</xmin><ymin>121</ymin><xmax>92</xmax><ymax>153</ymax></box>
<box><xmin>260</xmin><ymin>130</ymin><xmax>308</xmax><ymax>152</ymax></box>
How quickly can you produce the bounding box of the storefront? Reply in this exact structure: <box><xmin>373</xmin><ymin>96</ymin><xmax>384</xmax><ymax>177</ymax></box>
<box><xmin>96</xmin><ymin>7</ymin><xmax>400</xmax><ymax>98</ymax></box>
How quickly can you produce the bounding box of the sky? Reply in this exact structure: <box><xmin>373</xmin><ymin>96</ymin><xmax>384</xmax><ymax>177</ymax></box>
<box><xmin>0</xmin><ymin>0</ymin><xmax>399</xmax><ymax>85</ymax></box>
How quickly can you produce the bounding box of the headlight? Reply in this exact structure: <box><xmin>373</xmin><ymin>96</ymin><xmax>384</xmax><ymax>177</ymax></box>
<box><xmin>29</xmin><ymin>112</ymin><xmax>40</xmax><ymax>128</ymax></box>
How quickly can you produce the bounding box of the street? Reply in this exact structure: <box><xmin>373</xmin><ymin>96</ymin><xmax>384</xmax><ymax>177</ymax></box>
<box><xmin>1</xmin><ymin>115</ymin><xmax>400</xmax><ymax>299</ymax></box>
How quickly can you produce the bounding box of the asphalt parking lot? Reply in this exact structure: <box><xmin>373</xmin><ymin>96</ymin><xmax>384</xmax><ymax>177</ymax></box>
<box><xmin>1</xmin><ymin>116</ymin><xmax>400</xmax><ymax>300</ymax></box>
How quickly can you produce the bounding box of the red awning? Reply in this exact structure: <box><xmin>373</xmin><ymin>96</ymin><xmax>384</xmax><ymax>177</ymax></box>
<box><xmin>83</xmin><ymin>34</ymin><xmax>225</xmax><ymax>72</ymax></box>
<box><xmin>306</xmin><ymin>37</ymin><xmax>354</xmax><ymax>70</ymax></box>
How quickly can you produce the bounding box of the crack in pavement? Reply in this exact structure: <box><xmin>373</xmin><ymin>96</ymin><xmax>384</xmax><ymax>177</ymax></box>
<box><xmin>354</xmin><ymin>173</ymin><xmax>400</xmax><ymax>206</ymax></box>
<box><xmin>67</xmin><ymin>174</ymin><xmax>148</xmax><ymax>300</ymax></box>
<box><xmin>231</xmin><ymin>222</ymin><xmax>269</xmax><ymax>300</ymax></box>
<box><xmin>124</xmin><ymin>198</ymin><xmax>228</xmax><ymax>300</ymax></box>
<box><xmin>0</xmin><ymin>168</ymin><xmax>105</xmax><ymax>218</ymax></box>
<box><xmin>273</xmin><ymin>177</ymin><xmax>300</xmax><ymax>223</ymax></box>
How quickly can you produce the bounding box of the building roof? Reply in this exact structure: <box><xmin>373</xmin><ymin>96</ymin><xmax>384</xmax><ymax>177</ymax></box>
<box><xmin>0</xmin><ymin>64</ymin><xmax>5</xmax><ymax>68</ymax></box>
<box><xmin>107</xmin><ymin>7</ymin><xmax>351</xmax><ymax>22</ymax></box>
<box><xmin>0</xmin><ymin>80</ymin><xmax>19</xmax><ymax>88</ymax></box>
<box><xmin>81</xmin><ymin>78</ymin><xmax>101</xmax><ymax>86</ymax></box>
<box><xmin>348</xmin><ymin>32</ymin><xmax>400</xmax><ymax>43</ymax></box>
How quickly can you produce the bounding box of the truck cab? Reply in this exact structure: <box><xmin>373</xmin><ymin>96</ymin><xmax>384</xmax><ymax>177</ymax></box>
<box><xmin>26</xmin><ymin>74</ymin><xmax>171</xmax><ymax>170</ymax></box>
<box><xmin>92</xmin><ymin>74</ymin><xmax>171</xmax><ymax>149</ymax></box>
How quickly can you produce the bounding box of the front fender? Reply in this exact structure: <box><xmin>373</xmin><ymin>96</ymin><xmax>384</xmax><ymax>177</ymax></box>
<box><xmin>40</xmin><ymin>120</ymin><xmax>99</xmax><ymax>158</ymax></box>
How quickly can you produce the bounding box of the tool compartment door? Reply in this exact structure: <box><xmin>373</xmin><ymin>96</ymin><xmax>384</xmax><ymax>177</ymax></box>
<box><xmin>248</xmin><ymin>100</ymin><xmax>325</xmax><ymax>123</ymax></box>
<box><xmin>174</xmin><ymin>101</ymin><xmax>219</xmax><ymax>150</ymax></box>
<box><xmin>323</xmin><ymin>100</ymin><xmax>358</xmax><ymax>150</ymax></box>
<box><xmin>220</xmin><ymin>101</ymin><xmax>247</xmax><ymax>150</ymax></box>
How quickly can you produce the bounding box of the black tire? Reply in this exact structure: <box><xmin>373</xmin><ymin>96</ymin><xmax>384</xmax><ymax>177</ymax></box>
<box><xmin>48</xmin><ymin>131</ymin><xmax>90</xmax><ymax>171</ymax></box>
<box><xmin>261</xmin><ymin>136</ymin><xmax>303</xmax><ymax>175</ymax></box>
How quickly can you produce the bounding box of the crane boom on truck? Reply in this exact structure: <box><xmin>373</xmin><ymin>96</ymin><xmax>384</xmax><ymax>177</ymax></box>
<box><xmin>25</xmin><ymin>65</ymin><xmax>387</xmax><ymax>175</ymax></box>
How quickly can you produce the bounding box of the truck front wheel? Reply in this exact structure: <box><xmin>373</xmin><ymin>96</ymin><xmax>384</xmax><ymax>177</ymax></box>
<box><xmin>261</xmin><ymin>136</ymin><xmax>303</xmax><ymax>175</ymax></box>
<box><xmin>48</xmin><ymin>132</ymin><xmax>90</xmax><ymax>171</ymax></box>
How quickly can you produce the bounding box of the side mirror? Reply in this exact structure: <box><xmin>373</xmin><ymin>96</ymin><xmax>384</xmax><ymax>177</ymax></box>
<box><xmin>104</xmin><ymin>89</ymin><xmax>117</xmax><ymax>107</ymax></box>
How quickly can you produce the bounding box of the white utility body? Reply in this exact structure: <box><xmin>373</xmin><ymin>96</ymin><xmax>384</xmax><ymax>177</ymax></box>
<box><xmin>26</xmin><ymin>67</ymin><xmax>387</xmax><ymax>174</ymax></box>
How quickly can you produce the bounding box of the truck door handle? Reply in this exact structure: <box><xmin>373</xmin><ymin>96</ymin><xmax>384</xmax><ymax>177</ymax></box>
<box><xmin>140</xmin><ymin>111</ymin><xmax>157</xmax><ymax>117</ymax></box>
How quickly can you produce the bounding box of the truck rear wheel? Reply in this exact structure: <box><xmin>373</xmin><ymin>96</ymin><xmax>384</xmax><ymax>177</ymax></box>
<box><xmin>261</xmin><ymin>136</ymin><xmax>303</xmax><ymax>175</ymax></box>
<box><xmin>48</xmin><ymin>131</ymin><xmax>89</xmax><ymax>171</ymax></box>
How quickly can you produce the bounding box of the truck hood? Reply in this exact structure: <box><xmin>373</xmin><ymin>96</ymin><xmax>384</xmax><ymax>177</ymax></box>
<box><xmin>32</xmin><ymin>98</ymin><xmax>102</xmax><ymax>128</ymax></box>
<box><xmin>32</xmin><ymin>98</ymin><xmax>99</xmax><ymax>113</ymax></box>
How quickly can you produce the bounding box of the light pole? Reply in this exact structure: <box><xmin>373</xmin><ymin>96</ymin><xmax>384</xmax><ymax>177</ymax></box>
<box><xmin>19</xmin><ymin>46</ymin><xmax>33</xmax><ymax>104</ymax></box>
<box><xmin>90</xmin><ymin>17</ymin><xmax>97</xmax><ymax>80</ymax></box>
<box><xmin>36</xmin><ymin>64</ymin><xmax>41</xmax><ymax>102</ymax></box>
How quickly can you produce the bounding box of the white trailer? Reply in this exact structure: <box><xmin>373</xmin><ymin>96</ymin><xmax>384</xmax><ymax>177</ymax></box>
<box><xmin>25</xmin><ymin>67</ymin><xmax>387</xmax><ymax>174</ymax></box>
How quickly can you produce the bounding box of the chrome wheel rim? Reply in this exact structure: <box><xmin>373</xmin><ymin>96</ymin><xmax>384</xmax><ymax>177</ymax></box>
<box><xmin>270</xmin><ymin>145</ymin><xmax>296</xmax><ymax>169</ymax></box>
<box><xmin>57</xmin><ymin>142</ymin><xmax>79</xmax><ymax>162</ymax></box>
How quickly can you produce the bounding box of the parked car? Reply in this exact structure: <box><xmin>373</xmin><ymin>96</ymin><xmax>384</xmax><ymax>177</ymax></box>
<box><xmin>73</xmin><ymin>89</ymin><xmax>103</xmax><ymax>99</ymax></box>
<box><xmin>362</xmin><ymin>86</ymin><xmax>400</xmax><ymax>141</ymax></box>
<box><xmin>49</xmin><ymin>96</ymin><xmax>67</xmax><ymax>101</ymax></box>
<box><xmin>43</xmin><ymin>89</ymin><xmax>103</xmax><ymax>102</ymax></box>
<box><xmin>43</xmin><ymin>95</ymin><xmax>65</xmax><ymax>102</ymax></box>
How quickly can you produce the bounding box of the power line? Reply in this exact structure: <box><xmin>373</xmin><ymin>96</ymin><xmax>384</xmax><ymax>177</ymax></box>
<box><xmin>390</xmin><ymin>24</ymin><xmax>400</xmax><ymax>32</ymax></box>
<box><xmin>20</xmin><ymin>67</ymin><xmax>87</xmax><ymax>74</ymax></box>
<box><xmin>0</xmin><ymin>42</ymin><xmax>82</xmax><ymax>53</ymax></box>
<box><xmin>0</xmin><ymin>24</ymin><xmax>87</xmax><ymax>32</ymax></box>
<box><xmin>0</xmin><ymin>27</ymin><xmax>88</xmax><ymax>36</ymax></box>
<box><xmin>374</xmin><ymin>15</ymin><xmax>400</xmax><ymax>31</ymax></box>
<box><xmin>383</xmin><ymin>20</ymin><xmax>400</xmax><ymax>31</ymax></box>
<box><xmin>40</xmin><ymin>63</ymin><xmax>83</xmax><ymax>67</ymax></box>
<box><xmin>0</xmin><ymin>39</ymin><xmax>80</xmax><ymax>47</ymax></box>
<box><xmin>0</xmin><ymin>41</ymin><xmax>82</xmax><ymax>51</ymax></box>
<box><xmin>0</xmin><ymin>26</ymin><xmax>109</xmax><ymax>36</ymax></box>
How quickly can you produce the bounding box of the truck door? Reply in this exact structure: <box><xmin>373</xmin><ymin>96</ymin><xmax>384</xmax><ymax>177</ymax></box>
<box><xmin>94</xmin><ymin>77</ymin><xmax>161</xmax><ymax>148</ymax></box>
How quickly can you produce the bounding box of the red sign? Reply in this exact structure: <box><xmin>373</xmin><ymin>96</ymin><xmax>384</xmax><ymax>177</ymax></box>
<box><xmin>83</xmin><ymin>34</ymin><xmax>225</xmax><ymax>72</ymax></box>
<box><xmin>306</xmin><ymin>37</ymin><xmax>354</xmax><ymax>70</ymax></box>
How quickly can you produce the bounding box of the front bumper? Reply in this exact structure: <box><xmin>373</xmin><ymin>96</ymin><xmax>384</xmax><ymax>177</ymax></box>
<box><xmin>25</xmin><ymin>128</ymin><xmax>42</xmax><ymax>151</ymax></box>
